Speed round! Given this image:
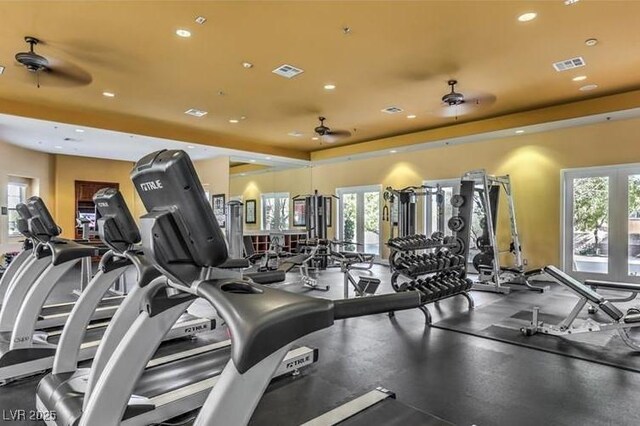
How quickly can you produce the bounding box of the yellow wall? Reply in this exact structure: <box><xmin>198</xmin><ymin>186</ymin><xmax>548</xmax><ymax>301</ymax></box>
<box><xmin>5</xmin><ymin>115</ymin><xmax>640</xmax><ymax>269</ymax></box>
<box><xmin>0</xmin><ymin>140</ymin><xmax>55</xmax><ymax>251</ymax></box>
<box><xmin>231</xmin><ymin>116</ymin><xmax>640</xmax><ymax>267</ymax></box>
<box><xmin>53</xmin><ymin>154</ymin><xmax>137</xmax><ymax>239</ymax></box>
<box><xmin>194</xmin><ymin>156</ymin><xmax>230</xmax><ymax>200</ymax></box>
<box><xmin>230</xmin><ymin>167</ymin><xmax>312</xmax><ymax>232</ymax></box>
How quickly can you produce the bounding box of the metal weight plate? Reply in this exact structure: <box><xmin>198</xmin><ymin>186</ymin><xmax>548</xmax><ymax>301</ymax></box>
<box><xmin>450</xmin><ymin>194</ymin><xmax>465</xmax><ymax>208</ymax></box>
<box><xmin>450</xmin><ymin>237</ymin><xmax>466</xmax><ymax>255</ymax></box>
<box><xmin>431</xmin><ymin>231</ymin><xmax>444</xmax><ymax>240</ymax></box>
<box><xmin>472</xmin><ymin>252</ymin><xmax>494</xmax><ymax>271</ymax></box>
<box><xmin>447</xmin><ymin>216</ymin><xmax>465</xmax><ymax>232</ymax></box>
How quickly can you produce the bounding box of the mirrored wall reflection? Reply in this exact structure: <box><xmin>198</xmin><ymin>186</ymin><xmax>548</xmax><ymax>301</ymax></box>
<box><xmin>229</xmin><ymin>164</ymin><xmax>313</xmax><ymax>234</ymax></box>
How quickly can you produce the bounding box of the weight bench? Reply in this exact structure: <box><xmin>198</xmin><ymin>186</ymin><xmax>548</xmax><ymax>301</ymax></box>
<box><xmin>242</xmin><ymin>254</ymin><xmax>307</xmax><ymax>285</ymax></box>
<box><xmin>522</xmin><ymin>265</ymin><xmax>640</xmax><ymax>350</ymax></box>
<box><xmin>330</xmin><ymin>241</ymin><xmax>375</xmax><ymax>270</ymax></box>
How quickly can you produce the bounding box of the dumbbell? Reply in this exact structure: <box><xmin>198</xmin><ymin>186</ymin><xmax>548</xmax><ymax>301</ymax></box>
<box><xmin>419</xmin><ymin>279</ymin><xmax>443</xmax><ymax>299</ymax></box>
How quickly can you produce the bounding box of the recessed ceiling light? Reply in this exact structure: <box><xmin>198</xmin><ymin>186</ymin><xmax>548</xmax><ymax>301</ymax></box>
<box><xmin>572</xmin><ymin>75</ymin><xmax>587</xmax><ymax>82</ymax></box>
<box><xmin>54</xmin><ymin>145</ymin><xmax>63</xmax><ymax>149</ymax></box>
<box><xmin>324</xmin><ymin>84</ymin><xmax>336</xmax><ymax>90</ymax></box>
<box><xmin>102</xmin><ymin>91</ymin><xmax>115</xmax><ymax>97</ymax></box>
<box><xmin>579</xmin><ymin>84</ymin><xmax>598</xmax><ymax>91</ymax></box>
<box><xmin>176</xmin><ymin>29</ymin><xmax>191</xmax><ymax>38</ymax></box>
<box><xmin>0</xmin><ymin>66</ymin><xmax>5</xmax><ymax>75</ymax></box>
<box><xmin>389</xmin><ymin>150</ymin><xmax>397</xmax><ymax>154</ymax></box>
<box><xmin>240</xmin><ymin>173</ymin><xmax>246</xmax><ymax>176</ymax></box>
<box><xmin>517</xmin><ymin>12</ymin><xmax>537</xmax><ymax>22</ymax></box>
<box><xmin>288</xmin><ymin>131</ymin><xmax>303</xmax><ymax>137</ymax></box>
<box><xmin>265</xmin><ymin>157</ymin><xmax>272</xmax><ymax>160</ymax></box>
<box><xmin>195</xmin><ymin>16</ymin><xmax>207</xmax><ymax>24</ymax></box>
<box><xmin>229</xmin><ymin>119</ymin><xmax>239</xmax><ymax>123</ymax></box>
<box><xmin>564</xmin><ymin>0</ymin><xmax>579</xmax><ymax>5</ymax></box>
<box><xmin>407</xmin><ymin>114</ymin><xmax>416</xmax><ymax>119</ymax></box>
<box><xmin>185</xmin><ymin>108</ymin><xmax>208</xmax><ymax>117</ymax></box>
<box><xmin>240</xmin><ymin>116</ymin><xmax>247</xmax><ymax>120</ymax></box>
<box><xmin>75</xmin><ymin>129</ymin><xmax>85</xmax><ymax>133</ymax></box>
<box><xmin>515</xmin><ymin>130</ymin><xmax>525</xmax><ymax>134</ymax></box>
<box><xmin>585</xmin><ymin>38</ymin><xmax>598</xmax><ymax>47</ymax></box>
<box><xmin>242</xmin><ymin>62</ymin><xmax>253</xmax><ymax>69</ymax></box>
<box><xmin>187</xmin><ymin>145</ymin><xmax>195</xmax><ymax>149</ymax></box>
<box><xmin>250</xmin><ymin>159</ymin><xmax>256</xmax><ymax>163</ymax></box>
<box><xmin>312</xmin><ymin>137</ymin><xmax>319</xmax><ymax>141</ymax></box>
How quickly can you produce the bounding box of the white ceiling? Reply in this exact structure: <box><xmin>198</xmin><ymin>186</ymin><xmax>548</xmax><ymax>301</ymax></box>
<box><xmin>0</xmin><ymin>113</ymin><xmax>307</xmax><ymax>167</ymax></box>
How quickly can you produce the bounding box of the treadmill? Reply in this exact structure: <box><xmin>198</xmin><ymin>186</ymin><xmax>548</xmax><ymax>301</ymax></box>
<box><xmin>0</xmin><ymin>200</ymin><xmax>122</xmax><ymax>330</ymax></box>
<box><xmin>36</xmin><ymin>181</ymin><xmax>317</xmax><ymax>426</ymax></box>
<box><xmin>0</xmin><ymin>193</ymin><xmax>212</xmax><ymax>385</ymax></box>
<box><xmin>58</xmin><ymin>150</ymin><xmax>448</xmax><ymax>426</ymax></box>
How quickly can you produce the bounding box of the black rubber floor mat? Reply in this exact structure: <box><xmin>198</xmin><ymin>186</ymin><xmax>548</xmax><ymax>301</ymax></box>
<box><xmin>432</xmin><ymin>284</ymin><xmax>640</xmax><ymax>373</ymax></box>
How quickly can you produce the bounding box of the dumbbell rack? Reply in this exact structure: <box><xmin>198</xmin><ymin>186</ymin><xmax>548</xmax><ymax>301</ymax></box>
<box><xmin>387</xmin><ymin>234</ymin><xmax>474</xmax><ymax>324</ymax></box>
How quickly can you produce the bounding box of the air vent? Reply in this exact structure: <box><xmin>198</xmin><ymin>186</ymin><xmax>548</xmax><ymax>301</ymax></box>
<box><xmin>381</xmin><ymin>106</ymin><xmax>404</xmax><ymax>114</ymax></box>
<box><xmin>552</xmin><ymin>57</ymin><xmax>586</xmax><ymax>72</ymax></box>
<box><xmin>272</xmin><ymin>64</ymin><xmax>304</xmax><ymax>79</ymax></box>
<box><xmin>184</xmin><ymin>108</ymin><xmax>208</xmax><ymax>118</ymax></box>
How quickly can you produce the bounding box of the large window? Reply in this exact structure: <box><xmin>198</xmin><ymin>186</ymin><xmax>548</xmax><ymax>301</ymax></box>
<box><xmin>7</xmin><ymin>179</ymin><xmax>29</xmax><ymax>237</ymax></box>
<box><xmin>261</xmin><ymin>192</ymin><xmax>290</xmax><ymax>230</ymax></box>
<box><xmin>563</xmin><ymin>164</ymin><xmax>640</xmax><ymax>283</ymax></box>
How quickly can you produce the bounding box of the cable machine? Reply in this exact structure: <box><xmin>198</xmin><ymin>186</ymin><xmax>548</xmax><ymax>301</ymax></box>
<box><xmin>384</xmin><ymin>185</ymin><xmax>445</xmax><ymax>239</ymax></box>
<box><xmin>462</xmin><ymin>170</ymin><xmax>548</xmax><ymax>294</ymax></box>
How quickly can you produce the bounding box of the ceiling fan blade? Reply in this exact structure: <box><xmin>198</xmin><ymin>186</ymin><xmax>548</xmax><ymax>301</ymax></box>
<box><xmin>46</xmin><ymin>58</ymin><xmax>92</xmax><ymax>86</ymax></box>
<box><xmin>327</xmin><ymin>129</ymin><xmax>352</xmax><ymax>138</ymax></box>
<box><xmin>322</xmin><ymin>134</ymin><xmax>339</xmax><ymax>144</ymax></box>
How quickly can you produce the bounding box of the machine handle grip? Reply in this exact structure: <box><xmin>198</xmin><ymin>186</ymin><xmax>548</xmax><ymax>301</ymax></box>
<box><xmin>333</xmin><ymin>291</ymin><xmax>424</xmax><ymax>320</ymax></box>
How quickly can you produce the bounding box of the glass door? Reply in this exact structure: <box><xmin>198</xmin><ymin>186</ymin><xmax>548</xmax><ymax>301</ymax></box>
<box><xmin>563</xmin><ymin>165</ymin><xmax>640</xmax><ymax>283</ymax></box>
<box><xmin>337</xmin><ymin>185</ymin><xmax>382</xmax><ymax>256</ymax></box>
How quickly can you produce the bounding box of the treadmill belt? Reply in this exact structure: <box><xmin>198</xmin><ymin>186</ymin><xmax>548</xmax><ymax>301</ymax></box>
<box><xmin>133</xmin><ymin>346</ymin><xmax>231</xmax><ymax>398</ymax></box>
<box><xmin>39</xmin><ymin>297</ymin><xmax>123</xmax><ymax>317</ymax></box>
<box><xmin>340</xmin><ymin>398</ymin><xmax>452</xmax><ymax>426</ymax></box>
<box><xmin>46</xmin><ymin>324</ymin><xmax>107</xmax><ymax>345</ymax></box>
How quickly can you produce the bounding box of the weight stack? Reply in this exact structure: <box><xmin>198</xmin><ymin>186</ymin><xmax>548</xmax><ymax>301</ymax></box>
<box><xmin>452</xmin><ymin>179</ymin><xmax>474</xmax><ymax>270</ymax></box>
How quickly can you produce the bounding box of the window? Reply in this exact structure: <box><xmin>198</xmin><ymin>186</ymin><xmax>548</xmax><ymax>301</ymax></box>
<box><xmin>261</xmin><ymin>192</ymin><xmax>290</xmax><ymax>230</ymax></box>
<box><xmin>7</xmin><ymin>179</ymin><xmax>29</xmax><ymax>237</ymax></box>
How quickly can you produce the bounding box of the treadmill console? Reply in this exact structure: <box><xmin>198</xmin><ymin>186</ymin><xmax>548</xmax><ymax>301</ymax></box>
<box><xmin>94</xmin><ymin>187</ymin><xmax>141</xmax><ymax>253</ymax></box>
<box><xmin>131</xmin><ymin>150</ymin><xmax>229</xmax><ymax>277</ymax></box>
<box><xmin>26</xmin><ymin>196</ymin><xmax>60</xmax><ymax>241</ymax></box>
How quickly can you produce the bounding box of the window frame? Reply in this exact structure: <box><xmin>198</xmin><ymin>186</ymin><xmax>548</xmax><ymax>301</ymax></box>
<box><xmin>260</xmin><ymin>192</ymin><xmax>290</xmax><ymax>231</ymax></box>
<box><xmin>7</xmin><ymin>181</ymin><xmax>29</xmax><ymax>238</ymax></box>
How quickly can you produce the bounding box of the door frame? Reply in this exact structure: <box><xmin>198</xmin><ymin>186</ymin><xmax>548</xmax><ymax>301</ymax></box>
<box><xmin>561</xmin><ymin>162</ymin><xmax>640</xmax><ymax>283</ymax></box>
<box><xmin>336</xmin><ymin>184</ymin><xmax>383</xmax><ymax>256</ymax></box>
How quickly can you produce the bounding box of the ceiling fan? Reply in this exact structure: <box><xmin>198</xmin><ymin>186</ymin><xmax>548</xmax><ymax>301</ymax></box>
<box><xmin>439</xmin><ymin>79</ymin><xmax>495</xmax><ymax>119</ymax></box>
<box><xmin>15</xmin><ymin>36</ymin><xmax>92</xmax><ymax>88</ymax></box>
<box><xmin>313</xmin><ymin>116</ymin><xmax>352</xmax><ymax>144</ymax></box>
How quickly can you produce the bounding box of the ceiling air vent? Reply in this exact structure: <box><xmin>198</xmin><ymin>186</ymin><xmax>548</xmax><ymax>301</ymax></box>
<box><xmin>552</xmin><ymin>57</ymin><xmax>586</xmax><ymax>72</ymax></box>
<box><xmin>381</xmin><ymin>106</ymin><xmax>404</xmax><ymax>114</ymax></box>
<box><xmin>184</xmin><ymin>108</ymin><xmax>208</xmax><ymax>118</ymax></box>
<box><xmin>272</xmin><ymin>64</ymin><xmax>304</xmax><ymax>79</ymax></box>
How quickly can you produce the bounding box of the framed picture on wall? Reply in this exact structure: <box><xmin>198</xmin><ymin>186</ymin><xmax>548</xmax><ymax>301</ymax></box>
<box><xmin>245</xmin><ymin>199</ymin><xmax>256</xmax><ymax>224</ymax></box>
<box><xmin>212</xmin><ymin>193</ymin><xmax>226</xmax><ymax>228</ymax></box>
<box><xmin>293</xmin><ymin>199</ymin><xmax>306</xmax><ymax>227</ymax></box>
<box><xmin>326</xmin><ymin>197</ymin><xmax>333</xmax><ymax>228</ymax></box>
